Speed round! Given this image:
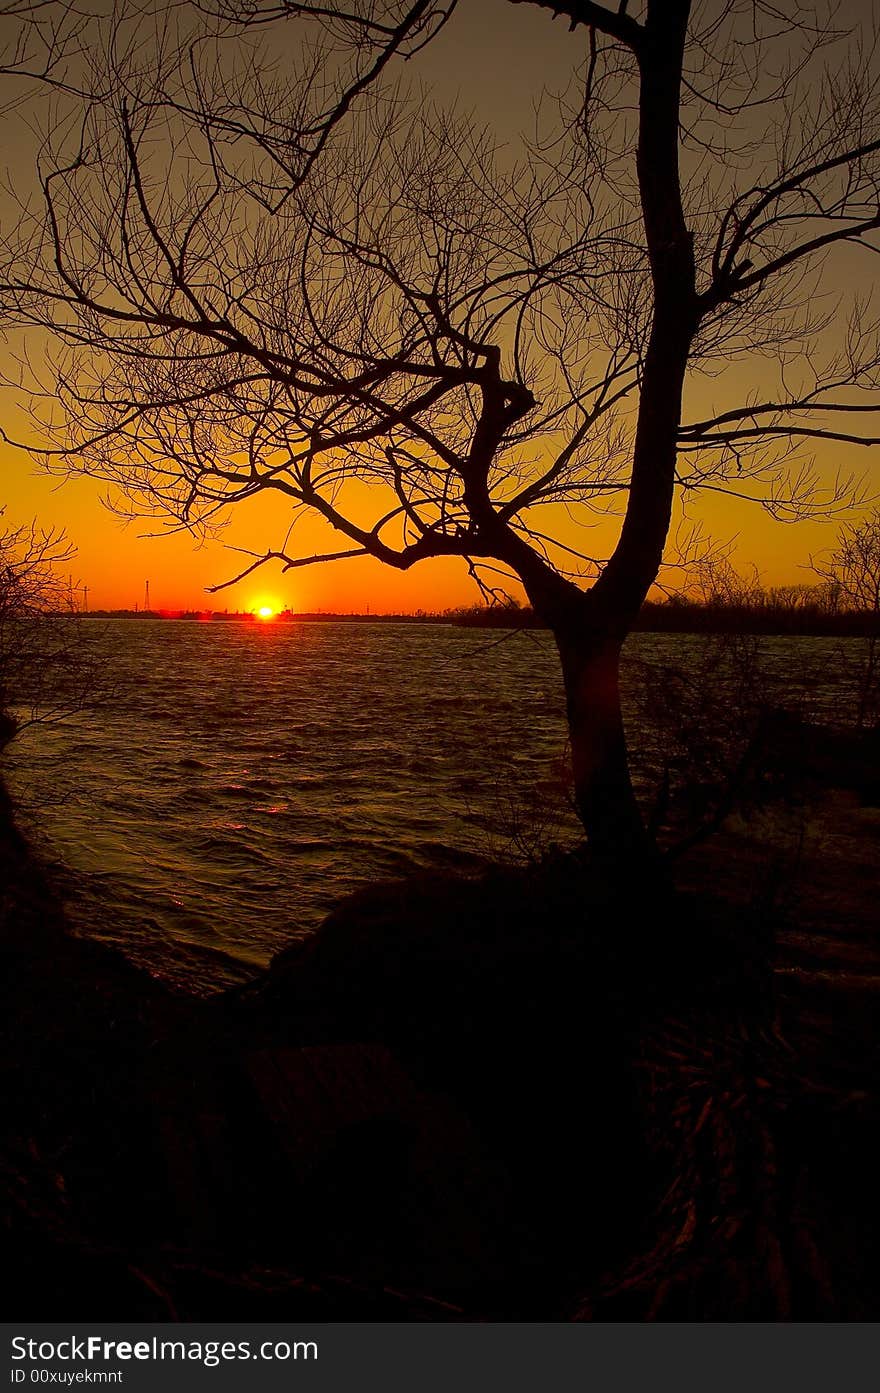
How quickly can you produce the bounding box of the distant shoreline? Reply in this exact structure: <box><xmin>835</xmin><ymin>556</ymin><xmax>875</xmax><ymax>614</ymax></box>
<box><xmin>65</xmin><ymin>605</ymin><xmax>880</xmax><ymax>638</ymax></box>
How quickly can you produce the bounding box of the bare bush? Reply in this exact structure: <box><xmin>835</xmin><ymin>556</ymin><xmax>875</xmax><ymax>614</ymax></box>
<box><xmin>0</xmin><ymin>513</ymin><xmax>102</xmax><ymax>750</ymax></box>
<box><xmin>629</xmin><ymin>554</ymin><xmax>827</xmax><ymax>853</ymax></box>
<box><xmin>812</xmin><ymin>511</ymin><xmax>880</xmax><ymax>728</ymax></box>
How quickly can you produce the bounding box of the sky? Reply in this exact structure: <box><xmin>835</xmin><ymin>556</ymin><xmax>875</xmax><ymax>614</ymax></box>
<box><xmin>1</xmin><ymin>0</ymin><xmax>878</xmax><ymax>613</ymax></box>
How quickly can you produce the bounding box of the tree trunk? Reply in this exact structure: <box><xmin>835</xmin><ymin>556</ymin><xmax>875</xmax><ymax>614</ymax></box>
<box><xmin>498</xmin><ymin>530</ymin><xmax>657</xmax><ymax>869</ymax></box>
<box><xmin>502</xmin><ymin>0</ymin><xmax>697</xmax><ymax>873</ymax></box>
<box><xmin>546</xmin><ymin>0</ymin><xmax>695</xmax><ymax>872</ymax></box>
<box><xmin>553</xmin><ymin>620</ymin><xmax>655</xmax><ymax>869</ymax></box>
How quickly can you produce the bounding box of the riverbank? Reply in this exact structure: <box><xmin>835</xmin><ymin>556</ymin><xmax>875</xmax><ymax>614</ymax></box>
<box><xmin>2</xmin><ymin>762</ymin><xmax>878</xmax><ymax>1319</ymax></box>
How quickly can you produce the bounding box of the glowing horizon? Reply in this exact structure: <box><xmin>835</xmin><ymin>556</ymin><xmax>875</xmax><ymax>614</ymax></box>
<box><xmin>3</xmin><ymin>437</ymin><xmax>869</xmax><ymax>615</ymax></box>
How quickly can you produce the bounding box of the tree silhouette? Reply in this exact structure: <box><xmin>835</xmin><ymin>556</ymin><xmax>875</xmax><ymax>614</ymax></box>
<box><xmin>4</xmin><ymin>0</ymin><xmax>880</xmax><ymax>861</ymax></box>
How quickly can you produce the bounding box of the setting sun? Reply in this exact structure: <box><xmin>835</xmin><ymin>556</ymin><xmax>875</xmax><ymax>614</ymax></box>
<box><xmin>256</xmin><ymin>605</ymin><xmax>275</xmax><ymax>619</ymax></box>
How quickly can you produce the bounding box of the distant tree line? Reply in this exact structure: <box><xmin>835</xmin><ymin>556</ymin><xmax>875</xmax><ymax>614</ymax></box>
<box><xmin>637</xmin><ymin>588</ymin><xmax>880</xmax><ymax>637</ymax></box>
<box><xmin>451</xmin><ymin>589</ymin><xmax>880</xmax><ymax>637</ymax></box>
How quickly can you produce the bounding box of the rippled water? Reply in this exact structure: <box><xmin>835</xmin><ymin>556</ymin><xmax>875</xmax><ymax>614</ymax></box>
<box><xmin>6</xmin><ymin>621</ymin><xmax>574</xmax><ymax>989</ymax></box>
<box><xmin>4</xmin><ymin>620</ymin><xmax>863</xmax><ymax>991</ymax></box>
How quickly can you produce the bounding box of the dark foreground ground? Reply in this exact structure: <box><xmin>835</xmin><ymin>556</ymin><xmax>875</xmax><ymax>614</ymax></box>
<box><xmin>2</xmin><ymin>731</ymin><xmax>879</xmax><ymax>1321</ymax></box>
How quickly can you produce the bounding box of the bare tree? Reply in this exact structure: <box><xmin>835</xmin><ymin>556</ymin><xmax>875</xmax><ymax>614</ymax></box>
<box><xmin>3</xmin><ymin>0</ymin><xmax>880</xmax><ymax>864</ymax></box>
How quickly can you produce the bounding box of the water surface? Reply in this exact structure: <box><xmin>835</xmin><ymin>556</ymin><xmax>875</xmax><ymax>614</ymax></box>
<box><xmin>5</xmin><ymin>620</ymin><xmax>860</xmax><ymax>990</ymax></box>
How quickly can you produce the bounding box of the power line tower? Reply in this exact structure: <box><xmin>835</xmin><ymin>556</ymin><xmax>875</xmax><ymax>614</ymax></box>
<box><xmin>81</xmin><ymin>585</ymin><xmax>89</xmax><ymax>613</ymax></box>
<box><xmin>144</xmin><ymin>580</ymin><xmax>151</xmax><ymax>612</ymax></box>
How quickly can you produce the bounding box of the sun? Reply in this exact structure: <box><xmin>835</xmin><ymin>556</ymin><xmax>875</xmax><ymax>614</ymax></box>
<box><xmin>251</xmin><ymin>593</ymin><xmax>285</xmax><ymax>619</ymax></box>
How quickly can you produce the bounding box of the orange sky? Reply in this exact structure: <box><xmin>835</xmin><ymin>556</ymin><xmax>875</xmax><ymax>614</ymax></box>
<box><xmin>2</xmin><ymin>439</ymin><xmax>867</xmax><ymax>614</ymax></box>
<box><xmin>2</xmin><ymin>0</ymin><xmax>878</xmax><ymax>613</ymax></box>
